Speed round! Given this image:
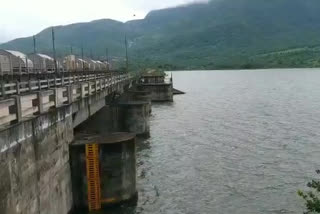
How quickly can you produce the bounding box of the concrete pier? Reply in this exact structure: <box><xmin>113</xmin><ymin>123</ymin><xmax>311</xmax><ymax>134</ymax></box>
<box><xmin>127</xmin><ymin>90</ymin><xmax>152</xmax><ymax>114</ymax></box>
<box><xmin>70</xmin><ymin>133</ymin><xmax>137</xmax><ymax>211</ymax></box>
<box><xmin>115</xmin><ymin>101</ymin><xmax>150</xmax><ymax>137</ymax></box>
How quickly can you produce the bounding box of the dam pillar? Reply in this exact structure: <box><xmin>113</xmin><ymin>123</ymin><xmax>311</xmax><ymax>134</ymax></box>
<box><xmin>115</xmin><ymin>100</ymin><xmax>150</xmax><ymax>137</ymax></box>
<box><xmin>70</xmin><ymin>133</ymin><xmax>137</xmax><ymax>211</ymax></box>
<box><xmin>127</xmin><ymin>90</ymin><xmax>152</xmax><ymax>114</ymax></box>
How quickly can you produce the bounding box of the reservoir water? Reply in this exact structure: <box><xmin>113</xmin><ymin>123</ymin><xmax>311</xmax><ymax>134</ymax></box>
<box><xmin>88</xmin><ymin>69</ymin><xmax>320</xmax><ymax>214</ymax></box>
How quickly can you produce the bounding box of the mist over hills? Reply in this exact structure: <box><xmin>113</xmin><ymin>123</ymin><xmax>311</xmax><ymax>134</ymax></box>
<box><xmin>1</xmin><ymin>0</ymin><xmax>320</xmax><ymax>69</ymax></box>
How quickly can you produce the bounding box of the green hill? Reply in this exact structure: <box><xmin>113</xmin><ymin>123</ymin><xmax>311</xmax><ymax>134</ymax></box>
<box><xmin>2</xmin><ymin>0</ymin><xmax>320</xmax><ymax>70</ymax></box>
<box><xmin>0</xmin><ymin>19</ymin><xmax>126</xmax><ymax>58</ymax></box>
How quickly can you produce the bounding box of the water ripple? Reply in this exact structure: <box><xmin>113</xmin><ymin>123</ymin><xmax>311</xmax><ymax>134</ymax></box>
<box><xmin>100</xmin><ymin>69</ymin><xmax>320</xmax><ymax>214</ymax></box>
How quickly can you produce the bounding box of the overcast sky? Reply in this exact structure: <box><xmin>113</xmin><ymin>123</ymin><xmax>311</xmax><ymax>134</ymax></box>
<box><xmin>0</xmin><ymin>0</ymin><xmax>208</xmax><ymax>43</ymax></box>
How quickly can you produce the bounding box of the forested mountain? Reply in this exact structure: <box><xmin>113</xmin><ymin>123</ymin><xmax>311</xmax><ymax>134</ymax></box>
<box><xmin>2</xmin><ymin>0</ymin><xmax>320</xmax><ymax>69</ymax></box>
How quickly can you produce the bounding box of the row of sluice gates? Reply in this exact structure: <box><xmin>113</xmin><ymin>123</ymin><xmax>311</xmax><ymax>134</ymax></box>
<box><xmin>0</xmin><ymin>49</ymin><xmax>110</xmax><ymax>75</ymax></box>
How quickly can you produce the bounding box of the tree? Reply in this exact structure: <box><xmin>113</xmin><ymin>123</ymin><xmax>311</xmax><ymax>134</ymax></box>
<box><xmin>298</xmin><ymin>170</ymin><xmax>320</xmax><ymax>213</ymax></box>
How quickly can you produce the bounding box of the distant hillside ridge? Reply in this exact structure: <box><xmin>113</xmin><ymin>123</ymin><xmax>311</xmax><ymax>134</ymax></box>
<box><xmin>2</xmin><ymin>0</ymin><xmax>320</xmax><ymax>69</ymax></box>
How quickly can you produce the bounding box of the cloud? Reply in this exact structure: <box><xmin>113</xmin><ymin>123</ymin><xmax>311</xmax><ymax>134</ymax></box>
<box><xmin>0</xmin><ymin>0</ymin><xmax>208</xmax><ymax>43</ymax></box>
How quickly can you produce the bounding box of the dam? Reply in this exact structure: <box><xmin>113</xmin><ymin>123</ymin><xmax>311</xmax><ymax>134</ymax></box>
<box><xmin>0</xmin><ymin>71</ymin><xmax>175</xmax><ymax>214</ymax></box>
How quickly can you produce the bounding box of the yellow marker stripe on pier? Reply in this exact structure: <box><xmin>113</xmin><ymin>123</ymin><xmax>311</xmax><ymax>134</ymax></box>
<box><xmin>86</xmin><ymin>144</ymin><xmax>101</xmax><ymax>211</ymax></box>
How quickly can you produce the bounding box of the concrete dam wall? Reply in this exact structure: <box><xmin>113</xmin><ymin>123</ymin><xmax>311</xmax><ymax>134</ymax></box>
<box><xmin>0</xmin><ymin>92</ymin><xmax>151</xmax><ymax>214</ymax></box>
<box><xmin>0</xmin><ymin>106</ymin><xmax>74</xmax><ymax>214</ymax></box>
<box><xmin>0</xmin><ymin>72</ymin><xmax>176</xmax><ymax>214</ymax></box>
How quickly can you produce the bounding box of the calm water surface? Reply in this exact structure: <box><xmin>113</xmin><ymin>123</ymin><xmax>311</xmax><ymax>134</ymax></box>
<box><xmin>94</xmin><ymin>69</ymin><xmax>320</xmax><ymax>214</ymax></box>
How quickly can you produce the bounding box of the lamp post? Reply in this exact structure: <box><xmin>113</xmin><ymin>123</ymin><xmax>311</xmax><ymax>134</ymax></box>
<box><xmin>52</xmin><ymin>27</ymin><xmax>58</xmax><ymax>75</ymax></box>
<box><xmin>106</xmin><ymin>48</ymin><xmax>109</xmax><ymax>71</ymax></box>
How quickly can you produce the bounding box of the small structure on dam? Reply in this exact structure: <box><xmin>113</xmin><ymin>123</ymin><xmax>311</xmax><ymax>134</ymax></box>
<box><xmin>70</xmin><ymin>133</ymin><xmax>137</xmax><ymax>212</ymax></box>
<box><xmin>137</xmin><ymin>73</ymin><xmax>174</xmax><ymax>102</ymax></box>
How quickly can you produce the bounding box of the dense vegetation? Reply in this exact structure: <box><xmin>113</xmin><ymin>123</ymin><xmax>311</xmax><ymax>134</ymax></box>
<box><xmin>2</xmin><ymin>0</ymin><xmax>320</xmax><ymax>70</ymax></box>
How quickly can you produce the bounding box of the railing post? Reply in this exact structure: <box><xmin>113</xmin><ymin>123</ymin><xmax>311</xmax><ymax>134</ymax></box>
<box><xmin>47</xmin><ymin>78</ymin><xmax>50</xmax><ymax>89</ymax></box>
<box><xmin>88</xmin><ymin>82</ymin><xmax>92</xmax><ymax>95</ymax></box>
<box><xmin>67</xmin><ymin>85</ymin><xmax>73</xmax><ymax>104</ymax></box>
<box><xmin>16</xmin><ymin>81</ymin><xmax>20</xmax><ymax>95</ymax></box>
<box><xmin>38</xmin><ymin>79</ymin><xmax>41</xmax><ymax>91</ymax></box>
<box><xmin>1</xmin><ymin>82</ymin><xmax>6</xmax><ymax>98</ymax></box>
<box><xmin>37</xmin><ymin>92</ymin><xmax>44</xmax><ymax>114</ymax></box>
<box><xmin>29</xmin><ymin>80</ymin><xmax>33</xmax><ymax>92</ymax></box>
<box><xmin>79</xmin><ymin>84</ymin><xmax>83</xmax><ymax>98</ymax></box>
<box><xmin>68</xmin><ymin>73</ymin><xmax>71</xmax><ymax>85</ymax></box>
<box><xmin>67</xmin><ymin>74</ymin><xmax>70</xmax><ymax>85</ymax></box>
<box><xmin>14</xmin><ymin>96</ymin><xmax>22</xmax><ymax>122</ymax></box>
<box><xmin>81</xmin><ymin>83</ymin><xmax>86</xmax><ymax>98</ymax></box>
<box><xmin>54</xmin><ymin>88</ymin><xmax>59</xmax><ymax>107</ymax></box>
